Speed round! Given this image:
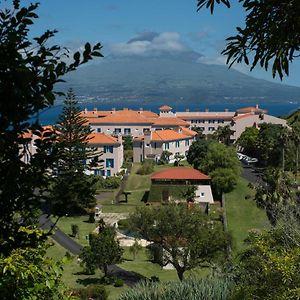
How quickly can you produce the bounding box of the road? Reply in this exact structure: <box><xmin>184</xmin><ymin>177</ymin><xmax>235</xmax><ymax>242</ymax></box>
<box><xmin>241</xmin><ymin>164</ymin><xmax>263</xmax><ymax>184</ymax></box>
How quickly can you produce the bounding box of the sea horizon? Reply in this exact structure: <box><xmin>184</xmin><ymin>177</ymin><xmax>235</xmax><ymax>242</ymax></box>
<box><xmin>36</xmin><ymin>101</ymin><xmax>300</xmax><ymax>125</ymax></box>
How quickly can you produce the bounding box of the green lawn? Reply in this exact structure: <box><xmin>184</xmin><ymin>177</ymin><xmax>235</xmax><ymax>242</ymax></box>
<box><xmin>225</xmin><ymin>177</ymin><xmax>269</xmax><ymax>252</ymax></box>
<box><xmin>54</xmin><ymin>216</ymin><xmax>97</xmax><ymax>246</ymax></box>
<box><xmin>46</xmin><ymin>241</ymin><xmax>127</xmax><ymax>300</ymax></box>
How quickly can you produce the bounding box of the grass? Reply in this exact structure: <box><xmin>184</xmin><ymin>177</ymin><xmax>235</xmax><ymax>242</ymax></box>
<box><xmin>46</xmin><ymin>241</ymin><xmax>127</xmax><ymax>300</ymax></box>
<box><xmin>225</xmin><ymin>177</ymin><xmax>269</xmax><ymax>252</ymax></box>
<box><xmin>54</xmin><ymin>216</ymin><xmax>97</xmax><ymax>246</ymax></box>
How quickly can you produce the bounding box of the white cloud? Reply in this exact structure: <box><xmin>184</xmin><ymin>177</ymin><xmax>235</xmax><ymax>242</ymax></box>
<box><xmin>109</xmin><ymin>31</ymin><xmax>190</xmax><ymax>56</ymax></box>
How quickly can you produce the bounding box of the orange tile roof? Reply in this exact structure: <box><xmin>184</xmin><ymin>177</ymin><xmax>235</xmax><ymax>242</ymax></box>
<box><xmin>232</xmin><ymin>113</ymin><xmax>254</xmax><ymax>121</ymax></box>
<box><xmin>80</xmin><ymin>110</ymin><xmax>111</xmax><ymax>118</ymax></box>
<box><xmin>236</xmin><ymin>107</ymin><xmax>267</xmax><ymax>114</ymax></box>
<box><xmin>159</xmin><ymin>105</ymin><xmax>172</xmax><ymax>111</ymax></box>
<box><xmin>88</xmin><ymin>133</ymin><xmax>119</xmax><ymax>144</ymax></box>
<box><xmin>180</xmin><ymin>127</ymin><xmax>197</xmax><ymax>137</ymax></box>
<box><xmin>151</xmin><ymin>129</ymin><xmax>191</xmax><ymax>141</ymax></box>
<box><xmin>152</xmin><ymin>117</ymin><xmax>188</xmax><ymax>126</ymax></box>
<box><xmin>87</xmin><ymin>110</ymin><xmax>154</xmax><ymax>125</ymax></box>
<box><xmin>151</xmin><ymin>167</ymin><xmax>210</xmax><ymax>180</ymax></box>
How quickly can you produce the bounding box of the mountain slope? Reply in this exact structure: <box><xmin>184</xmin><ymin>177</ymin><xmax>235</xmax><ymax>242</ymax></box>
<box><xmin>61</xmin><ymin>57</ymin><xmax>300</xmax><ymax>103</ymax></box>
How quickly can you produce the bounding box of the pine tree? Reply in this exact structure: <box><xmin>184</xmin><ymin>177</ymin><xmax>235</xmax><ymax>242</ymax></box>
<box><xmin>50</xmin><ymin>89</ymin><xmax>98</xmax><ymax>216</ymax></box>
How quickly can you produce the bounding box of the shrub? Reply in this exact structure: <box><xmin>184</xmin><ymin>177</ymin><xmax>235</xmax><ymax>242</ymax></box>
<box><xmin>71</xmin><ymin>224</ymin><xmax>79</xmax><ymax>238</ymax></box>
<box><xmin>118</xmin><ymin>219</ymin><xmax>129</xmax><ymax>229</ymax></box>
<box><xmin>114</xmin><ymin>278</ymin><xmax>124</xmax><ymax>287</ymax></box>
<box><xmin>96</xmin><ymin>176</ymin><xmax>121</xmax><ymax>190</ymax></box>
<box><xmin>137</xmin><ymin>160</ymin><xmax>154</xmax><ymax>175</ymax></box>
<box><xmin>88</xmin><ymin>212</ymin><xmax>95</xmax><ymax>223</ymax></box>
<box><xmin>74</xmin><ymin>284</ymin><xmax>108</xmax><ymax>300</ymax></box>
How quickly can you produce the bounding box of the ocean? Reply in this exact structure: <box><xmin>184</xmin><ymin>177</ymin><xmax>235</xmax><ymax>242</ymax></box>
<box><xmin>36</xmin><ymin>102</ymin><xmax>300</xmax><ymax>125</ymax></box>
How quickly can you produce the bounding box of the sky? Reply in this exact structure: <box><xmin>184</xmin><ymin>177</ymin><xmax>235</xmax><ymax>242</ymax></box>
<box><xmin>4</xmin><ymin>0</ymin><xmax>300</xmax><ymax>87</ymax></box>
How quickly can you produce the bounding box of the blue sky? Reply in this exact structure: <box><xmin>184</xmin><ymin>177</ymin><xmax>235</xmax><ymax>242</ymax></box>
<box><xmin>6</xmin><ymin>0</ymin><xmax>300</xmax><ymax>87</ymax></box>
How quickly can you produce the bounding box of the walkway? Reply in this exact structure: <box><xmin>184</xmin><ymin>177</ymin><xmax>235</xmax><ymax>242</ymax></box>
<box><xmin>39</xmin><ymin>214</ymin><xmax>142</xmax><ymax>286</ymax></box>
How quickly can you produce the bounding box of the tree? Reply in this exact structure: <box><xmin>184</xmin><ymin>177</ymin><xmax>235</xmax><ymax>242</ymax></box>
<box><xmin>233</xmin><ymin>225</ymin><xmax>300</xmax><ymax>299</ymax></box>
<box><xmin>236</xmin><ymin>127</ymin><xmax>259</xmax><ymax>157</ymax></box>
<box><xmin>123</xmin><ymin>136</ymin><xmax>133</xmax><ymax>151</ymax></box>
<box><xmin>159</xmin><ymin>150</ymin><xmax>172</xmax><ymax>164</ymax></box>
<box><xmin>180</xmin><ymin>185</ymin><xmax>197</xmax><ymax>203</ymax></box>
<box><xmin>130</xmin><ymin>204</ymin><xmax>229</xmax><ymax>281</ymax></box>
<box><xmin>254</xmin><ymin>168</ymin><xmax>295</xmax><ymax>226</ymax></box>
<box><xmin>213</xmin><ymin>125</ymin><xmax>234</xmax><ymax>145</ymax></box>
<box><xmin>197</xmin><ymin>0</ymin><xmax>300</xmax><ymax>79</ymax></box>
<box><xmin>174</xmin><ymin>153</ymin><xmax>185</xmax><ymax>166</ymax></box>
<box><xmin>0</xmin><ymin>0</ymin><xmax>102</xmax><ymax>255</ymax></box>
<box><xmin>0</xmin><ymin>227</ymin><xmax>68</xmax><ymax>299</ymax></box>
<box><xmin>129</xmin><ymin>239</ymin><xmax>142</xmax><ymax>260</ymax></box>
<box><xmin>80</xmin><ymin>225</ymin><xmax>123</xmax><ymax>277</ymax></box>
<box><xmin>50</xmin><ymin>90</ymin><xmax>100</xmax><ymax>216</ymax></box>
<box><xmin>187</xmin><ymin>139</ymin><xmax>213</xmax><ymax>170</ymax></box>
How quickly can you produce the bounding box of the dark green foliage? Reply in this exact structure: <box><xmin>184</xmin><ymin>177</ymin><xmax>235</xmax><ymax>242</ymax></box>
<box><xmin>130</xmin><ymin>205</ymin><xmax>230</xmax><ymax>281</ymax></box>
<box><xmin>123</xmin><ymin>136</ymin><xmax>133</xmax><ymax>151</ymax></box>
<box><xmin>71</xmin><ymin>224</ymin><xmax>79</xmax><ymax>238</ymax></box>
<box><xmin>80</xmin><ymin>226</ymin><xmax>123</xmax><ymax>277</ymax></box>
<box><xmin>198</xmin><ymin>0</ymin><xmax>300</xmax><ymax>79</ymax></box>
<box><xmin>237</xmin><ymin>127</ymin><xmax>259</xmax><ymax>157</ymax></box>
<box><xmin>158</xmin><ymin>151</ymin><xmax>172</xmax><ymax>165</ymax></box>
<box><xmin>73</xmin><ymin>284</ymin><xmax>108</xmax><ymax>300</ymax></box>
<box><xmin>118</xmin><ymin>276</ymin><xmax>231</xmax><ymax>300</ymax></box>
<box><xmin>213</xmin><ymin>125</ymin><xmax>234</xmax><ymax>145</ymax></box>
<box><xmin>96</xmin><ymin>176</ymin><xmax>122</xmax><ymax>190</ymax></box>
<box><xmin>50</xmin><ymin>90</ymin><xmax>98</xmax><ymax>216</ymax></box>
<box><xmin>187</xmin><ymin>140</ymin><xmax>241</xmax><ymax>195</ymax></box>
<box><xmin>149</xmin><ymin>185</ymin><xmax>196</xmax><ymax>202</ymax></box>
<box><xmin>232</xmin><ymin>222</ymin><xmax>300</xmax><ymax>300</ymax></box>
<box><xmin>137</xmin><ymin>159</ymin><xmax>154</xmax><ymax>175</ymax></box>
<box><xmin>114</xmin><ymin>278</ymin><xmax>124</xmax><ymax>287</ymax></box>
<box><xmin>0</xmin><ymin>0</ymin><xmax>102</xmax><ymax>255</ymax></box>
<box><xmin>117</xmin><ymin>219</ymin><xmax>129</xmax><ymax>229</ymax></box>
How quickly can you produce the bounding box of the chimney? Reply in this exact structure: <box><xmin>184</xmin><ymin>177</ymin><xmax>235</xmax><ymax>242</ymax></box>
<box><xmin>139</xmin><ymin>107</ymin><xmax>143</xmax><ymax>112</ymax></box>
<box><xmin>111</xmin><ymin>108</ymin><xmax>116</xmax><ymax>114</ymax></box>
<box><xmin>84</xmin><ymin>108</ymin><xmax>87</xmax><ymax>114</ymax></box>
<box><xmin>256</xmin><ymin>104</ymin><xmax>259</xmax><ymax>109</ymax></box>
<box><xmin>205</xmin><ymin>108</ymin><xmax>209</xmax><ymax>112</ymax></box>
<box><xmin>224</xmin><ymin>108</ymin><xmax>229</xmax><ymax>112</ymax></box>
<box><xmin>93</xmin><ymin>107</ymin><xmax>97</xmax><ymax>112</ymax></box>
<box><xmin>185</xmin><ymin>108</ymin><xmax>189</xmax><ymax>112</ymax></box>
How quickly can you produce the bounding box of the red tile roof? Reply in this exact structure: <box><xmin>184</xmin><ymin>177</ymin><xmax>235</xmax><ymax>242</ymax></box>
<box><xmin>151</xmin><ymin>129</ymin><xmax>191</xmax><ymax>141</ymax></box>
<box><xmin>232</xmin><ymin>113</ymin><xmax>254</xmax><ymax>121</ymax></box>
<box><xmin>151</xmin><ymin>167</ymin><xmax>210</xmax><ymax>180</ymax></box>
<box><xmin>88</xmin><ymin>133</ymin><xmax>119</xmax><ymax>144</ymax></box>
<box><xmin>152</xmin><ymin>117</ymin><xmax>188</xmax><ymax>126</ymax></box>
<box><xmin>236</xmin><ymin>106</ymin><xmax>267</xmax><ymax>114</ymax></box>
<box><xmin>159</xmin><ymin>105</ymin><xmax>172</xmax><ymax>111</ymax></box>
<box><xmin>180</xmin><ymin>127</ymin><xmax>197</xmax><ymax>136</ymax></box>
<box><xmin>87</xmin><ymin>110</ymin><xmax>154</xmax><ymax>125</ymax></box>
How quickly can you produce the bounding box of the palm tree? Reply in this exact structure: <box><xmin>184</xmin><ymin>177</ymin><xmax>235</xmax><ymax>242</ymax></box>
<box><xmin>214</xmin><ymin>125</ymin><xmax>235</xmax><ymax>145</ymax></box>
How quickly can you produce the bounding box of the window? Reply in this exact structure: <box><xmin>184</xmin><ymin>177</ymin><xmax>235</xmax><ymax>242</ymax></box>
<box><xmin>107</xmin><ymin>170</ymin><xmax>111</xmax><ymax>177</ymax></box>
<box><xmin>218</xmin><ymin>120</ymin><xmax>224</xmax><ymax>124</ymax></box>
<box><xmin>200</xmin><ymin>192</ymin><xmax>205</xmax><ymax>197</ymax></box>
<box><xmin>208</xmin><ymin>120</ymin><xmax>214</xmax><ymax>124</ymax></box>
<box><xmin>94</xmin><ymin>169</ymin><xmax>101</xmax><ymax>176</ymax></box>
<box><xmin>97</xmin><ymin>128</ymin><xmax>101</xmax><ymax>133</ymax></box>
<box><xmin>143</xmin><ymin>128</ymin><xmax>149</xmax><ymax>133</ymax></box>
<box><xmin>124</xmin><ymin>128</ymin><xmax>131</xmax><ymax>135</ymax></box>
<box><xmin>208</xmin><ymin>127</ymin><xmax>215</xmax><ymax>131</ymax></box>
<box><xmin>185</xmin><ymin>140</ymin><xmax>189</xmax><ymax>146</ymax></box>
<box><xmin>154</xmin><ymin>142</ymin><xmax>157</xmax><ymax>149</ymax></box>
<box><xmin>199</xmin><ymin>120</ymin><xmax>205</xmax><ymax>123</ymax></box>
<box><xmin>114</xmin><ymin>128</ymin><xmax>121</xmax><ymax>134</ymax></box>
<box><xmin>106</xmin><ymin>159</ymin><xmax>114</xmax><ymax>168</ymax></box>
<box><xmin>101</xmin><ymin>170</ymin><xmax>105</xmax><ymax>177</ymax></box>
<box><xmin>104</xmin><ymin>145</ymin><xmax>113</xmax><ymax>153</ymax></box>
<box><xmin>164</xmin><ymin>142</ymin><xmax>170</xmax><ymax>150</ymax></box>
<box><xmin>175</xmin><ymin>141</ymin><xmax>180</xmax><ymax>148</ymax></box>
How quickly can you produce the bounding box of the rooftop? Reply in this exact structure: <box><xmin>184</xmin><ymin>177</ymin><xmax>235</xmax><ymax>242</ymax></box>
<box><xmin>151</xmin><ymin>129</ymin><xmax>192</xmax><ymax>141</ymax></box>
<box><xmin>88</xmin><ymin>133</ymin><xmax>120</xmax><ymax>145</ymax></box>
<box><xmin>151</xmin><ymin>167</ymin><xmax>210</xmax><ymax>180</ymax></box>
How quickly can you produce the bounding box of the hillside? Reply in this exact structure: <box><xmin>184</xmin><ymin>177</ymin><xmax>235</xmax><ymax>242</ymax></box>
<box><xmin>60</xmin><ymin>56</ymin><xmax>300</xmax><ymax>104</ymax></box>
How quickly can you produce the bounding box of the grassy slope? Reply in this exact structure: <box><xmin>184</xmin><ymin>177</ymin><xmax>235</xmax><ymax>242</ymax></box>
<box><xmin>225</xmin><ymin>177</ymin><xmax>269</xmax><ymax>252</ymax></box>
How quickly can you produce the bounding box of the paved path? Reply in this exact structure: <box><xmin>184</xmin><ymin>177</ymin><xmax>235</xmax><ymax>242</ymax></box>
<box><xmin>39</xmin><ymin>214</ymin><xmax>142</xmax><ymax>286</ymax></box>
<box><xmin>241</xmin><ymin>164</ymin><xmax>263</xmax><ymax>184</ymax></box>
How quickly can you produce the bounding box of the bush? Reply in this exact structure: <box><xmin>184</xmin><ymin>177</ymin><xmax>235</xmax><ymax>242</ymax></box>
<box><xmin>74</xmin><ymin>284</ymin><xmax>108</xmax><ymax>300</ymax></box>
<box><xmin>137</xmin><ymin>160</ymin><xmax>154</xmax><ymax>175</ymax></box>
<box><xmin>114</xmin><ymin>278</ymin><xmax>124</xmax><ymax>287</ymax></box>
<box><xmin>96</xmin><ymin>176</ymin><xmax>121</xmax><ymax>190</ymax></box>
<box><xmin>118</xmin><ymin>219</ymin><xmax>129</xmax><ymax>229</ymax></box>
<box><xmin>88</xmin><ymin>212</ymin><xmax>95</xmax><ymax>223</ymax></box>
<box><xmin>71</xmin><ymin>224</ymin><xmax>79</xmax><ymax>238</ymax></box>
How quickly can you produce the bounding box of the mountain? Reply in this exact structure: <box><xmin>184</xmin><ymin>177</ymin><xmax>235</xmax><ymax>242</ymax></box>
<box><xmin>60</xmin><ymin>56</ymin><xmax>300</xmax><ymax>104</ymax></box>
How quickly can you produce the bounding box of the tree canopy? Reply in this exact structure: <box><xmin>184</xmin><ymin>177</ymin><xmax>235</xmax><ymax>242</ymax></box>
<box><xmin>130</xmin><ymin>204</ymin><xmax>229</xmax><ymax>281</ymax></box>
<box><xmin>197</xmin><ymin>0</ymin><xmax>300</xmax><ymax>79</ymax></box>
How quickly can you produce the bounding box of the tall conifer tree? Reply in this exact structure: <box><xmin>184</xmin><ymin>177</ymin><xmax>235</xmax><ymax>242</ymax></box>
<box><xmin>50</xmin><ymin>89</ymin><xmax>98</xmax><ymax>216</ymax></box>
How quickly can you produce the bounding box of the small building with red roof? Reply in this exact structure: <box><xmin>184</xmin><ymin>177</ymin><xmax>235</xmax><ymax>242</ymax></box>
<box><xmin>150</xmin><ymin>167</ymin><xmax>214</xmax><ymax>204</ymax></box>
